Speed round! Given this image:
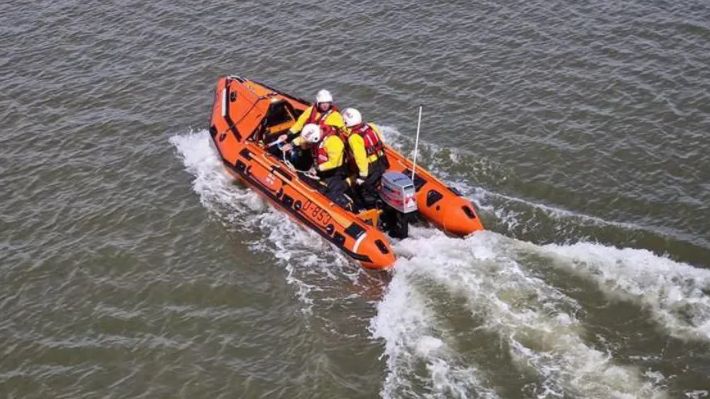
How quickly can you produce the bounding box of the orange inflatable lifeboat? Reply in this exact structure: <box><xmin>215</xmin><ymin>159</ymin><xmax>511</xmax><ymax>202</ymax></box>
<box><xmin>207</xmin><ymin>76</ymin><xmax>484</xmax><ymax>269</ymax></box>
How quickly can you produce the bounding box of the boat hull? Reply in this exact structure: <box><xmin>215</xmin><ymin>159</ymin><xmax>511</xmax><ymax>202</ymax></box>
<box><xmin>207</xmin><ymin>76</ymin><xmax>483</xmax><ymax>269</ymax></box>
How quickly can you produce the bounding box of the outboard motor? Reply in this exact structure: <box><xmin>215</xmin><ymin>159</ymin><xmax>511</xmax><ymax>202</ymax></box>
<box><xmin>378</xmin><ymin>171</ymin><xmax>418</xmax><ymax>238</ymax></box>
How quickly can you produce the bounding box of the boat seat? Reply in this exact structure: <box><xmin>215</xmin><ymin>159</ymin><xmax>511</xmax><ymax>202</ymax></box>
<box><xmin>264</xmin><ymin>99</ymin><xmax>297</xmax><ymax>136</ymax></box>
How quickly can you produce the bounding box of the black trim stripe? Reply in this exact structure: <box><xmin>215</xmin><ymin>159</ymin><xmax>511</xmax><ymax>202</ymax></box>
<box><xmin>462</xmin><ymin>205</ymin><xmax>477</xmax><ymax>219</ymax></box>
<box><xmin>426</xmin><ymin>189</ymin><xmax>444</xmax><ymax>207</ymax></box>
<box><xmin>222</xmin><ymin>159</ymin><xmax>372</xmax><ymax>263</ymax></box>
<box><xmin>223</xmin><ymin>80</ymin><xmax>242</xmax><ymax>141</ymax></box>
<box><xmin>271</xmin><ymin>165</ymin><xmax>292</xmax><ymax>181</ymax></box>
<box><xmin>345</xmin><ymin>223</ymin><xmax>366</xmax><ymax>239</ymax></box>
<box><xmin>401</xmin><ymin>168</ymin><xmax>427</xmax><ymax>192</ymax></box>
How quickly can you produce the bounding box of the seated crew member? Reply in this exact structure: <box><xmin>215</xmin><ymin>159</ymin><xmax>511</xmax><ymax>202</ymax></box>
<box><xmin>342</xmin><ymin>108</ymin><xmax>388</xmax><ymax>209</ymax></box>
<box><xmin>294</xmin><ymin>123</ymin><xmax>350</xmax><ymax>208</ymax></box>
<box><xmin>279</xmin><ymin>89</ymin><xmax>345</xmax><ymax>169</ymax></box>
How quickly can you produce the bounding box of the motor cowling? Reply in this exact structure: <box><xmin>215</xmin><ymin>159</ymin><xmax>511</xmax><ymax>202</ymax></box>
<box><xmin>378</xmin><ymin>172</ymin><xmax>418</xmax><ymax>213</ymax></box>
<box><xmin>378</xmin><ymin>172</ymin><xmax>417</xmax><ymax>239</ymax></box>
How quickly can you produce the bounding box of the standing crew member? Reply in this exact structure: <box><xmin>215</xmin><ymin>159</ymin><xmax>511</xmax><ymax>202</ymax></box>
<box><xmin>342</xmin><ymin>108</ymin><xmax>388</xmax><ymax>209</ymax></box>
<box><xmin>280</xmin><ymin>90</ymin><xmax>345</xmax><ymax>169</ymax></box>
<box><xmin>297</xmin><ymin>123</ymin><xmax>350</xmax><ymax>209</ymax></box>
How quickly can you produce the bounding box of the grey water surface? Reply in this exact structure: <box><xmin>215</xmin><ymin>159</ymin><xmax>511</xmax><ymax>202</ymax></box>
<box><xmin>2</xmin><ymin>0</ymin><xmax>710</xmax><ymax>398</ymax></box>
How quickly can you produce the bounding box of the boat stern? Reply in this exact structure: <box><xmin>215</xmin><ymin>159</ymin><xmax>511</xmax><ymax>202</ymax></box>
<box><xmin>416</xmin><ymin>187</ymin><xmax>484</xmax><ymax>237</ymax></box>
<box><xmin>353</xmin><ymin>230</ymin><xmax>396</xmax><ymax>270</ymax></box>
<box><xmin>441</xmin><ymin>197</ymin><xmax>484</xmax><ymax>236</ymax></box>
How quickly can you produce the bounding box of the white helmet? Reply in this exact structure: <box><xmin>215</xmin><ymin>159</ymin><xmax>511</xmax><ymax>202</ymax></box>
<box><xmin>342</xmin><ymin>107</ymin><xmax>362</xmax><ymax>127</ymax></box>
<box><xmin>315</xmin><ymin>89</ymin><xmax>333</xmax><ymax>104</ymax></box>
<box><xmin>302</xmin><ymin>123</ymin><xmax>321</xmax><ymax>143</ymax></box>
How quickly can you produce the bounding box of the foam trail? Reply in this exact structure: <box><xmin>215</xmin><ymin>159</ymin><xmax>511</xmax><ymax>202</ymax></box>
<box><xmin>535</xmin><ymin>241</ymin><xmax>710</xmax><ymax>341</ymax></box>
<box><xmin>371</xmin><ymin>262</ymin><xmax>498</xmax><ymax>399</ymax></box>
<box><xmin>169</xmin><ymin>130</ymin><xmax>265</xmax><ymax>221</ymax></box>
<box><xmin>374</xmin><ymin>228</ymin><xmax>669</xmax><ymax>398</ymax></box>
<box><xmin>170</xmin><ymin>130</ymin><xmax>354</xmax><ymax>313</ymax></box>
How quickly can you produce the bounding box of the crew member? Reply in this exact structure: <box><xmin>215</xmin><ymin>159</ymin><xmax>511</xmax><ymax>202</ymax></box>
<box><xmin>296</xmin><ymin>123</ymin><xmax>350</xmax><ymax>208</ymax></box>
<box><xmin>279</xmin><ymin>90</ymin><xmax>345</xmax><ymax>169</ymax></box>
<box><xmin>342</xmin><ymin>108</ymin><xmax>388</xmax><ymax>209</ymax></box>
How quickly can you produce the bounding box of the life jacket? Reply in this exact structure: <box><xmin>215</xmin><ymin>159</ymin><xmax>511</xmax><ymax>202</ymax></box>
<box><xmin>351</xmin><ymin>123</ymin><xmax>384</xmax><ymax>158</ymax></box>
<box><xmin>307</xmin><ymin>105</ymin><xmax>340</xmax><ymax>135</ymax></box>
<box><xmin>311</xmin><ymin>129</ymin><xmax>338</xmax><ymax>166</ymax></box>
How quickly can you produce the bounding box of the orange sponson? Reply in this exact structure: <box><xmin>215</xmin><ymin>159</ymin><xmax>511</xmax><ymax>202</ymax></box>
<box><xmin>383</xmin><ymin>149</ymin><xmax>484</xmax><ymax>236</ymax></box>
<box><xmin>207</xmin><ymin>76</ymin><xmax>484</xmax><ymax>269</ymax></box>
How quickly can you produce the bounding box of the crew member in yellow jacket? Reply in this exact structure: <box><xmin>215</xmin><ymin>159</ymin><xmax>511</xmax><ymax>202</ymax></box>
<box><xmin>279</xmin><ymin>89</ymin><xmax>345</xmax><ymax>169</ymax></box>
<box><xmin>293</xmin><ymin>123</ymin><xmax>350</xmax><ymax>208</ymax></box>
<box><xmin>287</xmin><ymin>89</ymin><xmax>345</xmax><ymax>137</ymax></box>
<box><xmin>342</xmin><ymin>108</ymin><xmax>389</xmax><ymax>209</ymax></box>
